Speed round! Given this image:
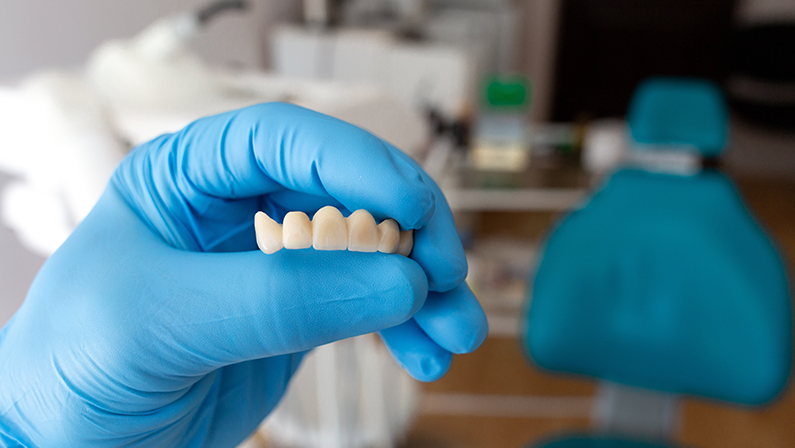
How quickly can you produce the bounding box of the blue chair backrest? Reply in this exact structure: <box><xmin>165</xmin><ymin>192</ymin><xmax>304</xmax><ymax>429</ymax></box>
<box><xmin>524</xmin><ymin>78</ymin><xmax>791</xmax><ymax>405</ymax></box>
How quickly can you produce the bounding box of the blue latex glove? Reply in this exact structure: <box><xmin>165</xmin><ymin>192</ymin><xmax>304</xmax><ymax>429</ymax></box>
<box><xmin>0</xmin><ymin>103</ymin><xmax>488</xmax><ymax>447</ymax></box>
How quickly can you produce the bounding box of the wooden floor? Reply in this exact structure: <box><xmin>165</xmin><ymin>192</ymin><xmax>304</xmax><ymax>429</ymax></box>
<box><xmin>407</xmin><ymin>337</ymin><xmax>594</xmax><ymax>448</ymax></box>
<box><xmin>404</xmin><ymin>177</ymin><xmax>795</xmax><ymax>448</ymax></box>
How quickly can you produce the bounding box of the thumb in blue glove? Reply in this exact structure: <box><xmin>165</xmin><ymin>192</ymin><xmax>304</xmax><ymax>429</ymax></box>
<box><xmin>0</xmin><ymin>103</ymin><xmax>488</xmax><ymax>447</ymax></box>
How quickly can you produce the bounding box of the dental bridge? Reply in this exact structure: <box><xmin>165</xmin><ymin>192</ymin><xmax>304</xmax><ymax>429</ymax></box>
<box><xmin>255</xmin><ymin>206</ymin><xmax>414</xmax><ymax>256</ymax></box>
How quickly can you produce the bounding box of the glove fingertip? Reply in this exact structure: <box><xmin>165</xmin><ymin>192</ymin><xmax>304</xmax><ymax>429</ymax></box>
<box><xmin>448</xmin><ymin>316</ymin><xmax>488</xmax><ymax>355</ymax></box>
<box><xmin>428</xmin><ymin>264</ymin><xmax>468</xmax><ymax>292</ymax></box>
<box><xmin>392</xmin><ymin>177</ymin><xmax>435</xmax><ymax>231</ymax></box>
<box><xmin>405</xmin><ymin>350</ymin><xmax>453</xmax><ymax>382</ymax></box>
<box><xmin>412</xmin><ymin>230</ymin><xmax>468</xmax><ymax>292</ymax></box>
<box><xmin>379</xmin><ymin>319</ymin><xmax>454</xmax><ymax>382</ymax></box>
<box><xmin>414</xmin><ymin>285</ymin><xmax>489</xmax><ymax>355</ymax></box>
<box><xmin>388</xmin><ymin>256</ymin><xmax>430</xmax><ymax>321</ymax></box>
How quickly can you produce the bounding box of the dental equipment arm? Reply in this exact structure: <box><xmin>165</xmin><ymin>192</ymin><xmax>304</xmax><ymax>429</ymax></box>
<box><xmin>0</xmin><ymin>103</ymin><xmax>487</xmax><ymax>447</ymax></box>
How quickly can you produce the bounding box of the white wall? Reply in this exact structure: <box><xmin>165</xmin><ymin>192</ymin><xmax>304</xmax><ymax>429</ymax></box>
<box><xmin>0</xmin><ymin>0</ymin><xmax>300</xmax><ymax>80</ymax></box>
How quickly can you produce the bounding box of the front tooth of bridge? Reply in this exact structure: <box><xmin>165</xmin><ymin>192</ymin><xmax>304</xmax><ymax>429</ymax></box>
<box><xmin>282</xmin><ymin>211</ymin><xmax>312</xmax><ymax>249</ymax></box>
<box><xmin>312</xmin><ymin>206</ymin><xmax>348</xmax><ymax>250</ymax></box>
<box><xmin>254</xmin><ymin>211</ymin><xmax>284</xmax><ymax>254</ymax></box>
<box><xmin>397</xmin><ymin>230</ymin><xmax>414</xmax><ymax>257</ymax></box>
<box><xmin>347</xmin><ymin>209</ymin><xmax>379</xmax><ymax>252</ymax></box>
<box><xmin>377</xmin><ymin>219</ymin><xmax>400</xmax><ymax>254</ymax></box>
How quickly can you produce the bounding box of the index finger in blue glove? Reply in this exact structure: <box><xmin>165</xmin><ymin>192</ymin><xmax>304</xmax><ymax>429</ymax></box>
<box><xmin>113</xmin><ymin>102</ymin><xmax>435</xmax><ymax>251</ymax></box>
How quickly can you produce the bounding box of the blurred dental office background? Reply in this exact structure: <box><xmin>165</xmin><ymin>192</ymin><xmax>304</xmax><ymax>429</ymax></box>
<box><xmin>1</xmin><ymin>0</ymin><xmax>795</xmax><ymax>447</ymax></box>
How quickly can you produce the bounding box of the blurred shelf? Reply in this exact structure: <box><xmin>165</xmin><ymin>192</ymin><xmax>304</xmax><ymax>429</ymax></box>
<box><xmin>442</xmin><ymin>163</ymin><xmax>593</xmax><ymax>212</ymax></box>
<box><xmin>446</xmin><ymin>187</ymin><xmax>587</xmax><ymax>211</ymax></box>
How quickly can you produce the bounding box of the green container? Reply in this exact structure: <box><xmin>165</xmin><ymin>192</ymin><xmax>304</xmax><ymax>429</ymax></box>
<box><xmin>483</xmin><ymin>75</ymin><xmax>532</xmax><ymax>110</ymax></box>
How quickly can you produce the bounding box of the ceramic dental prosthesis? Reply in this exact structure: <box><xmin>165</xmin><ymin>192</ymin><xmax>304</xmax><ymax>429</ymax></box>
<box><xmin>254</xmin><ymin>206</ymin><xmax>414</xmax><ymax>256</ymax></box>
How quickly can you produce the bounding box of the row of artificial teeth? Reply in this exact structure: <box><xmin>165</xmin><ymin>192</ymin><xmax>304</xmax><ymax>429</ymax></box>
<box><xmin>254</xmin><ymin>206</ymin><xmax>414</xmax><ymax>256</ymax></box>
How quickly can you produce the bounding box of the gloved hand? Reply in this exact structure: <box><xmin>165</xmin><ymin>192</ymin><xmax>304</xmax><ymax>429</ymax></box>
<box><xmin>0</xmin><ymin>103</ymin><xmax>488</xmax><ymax>447</ymax></box>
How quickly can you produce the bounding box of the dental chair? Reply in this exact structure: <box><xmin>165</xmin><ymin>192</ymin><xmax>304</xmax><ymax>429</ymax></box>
<box><xmin>525</xmin><ymin>78</ymin><xmax>792</xmax><ymax>447</ymax></box>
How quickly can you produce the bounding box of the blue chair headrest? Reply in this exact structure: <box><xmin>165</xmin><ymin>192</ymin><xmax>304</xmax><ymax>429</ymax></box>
<box><xmin>628</xmin><ymin>78</ymin><xmax>729</xmax><ymax>157</ymax></box>
<box><xmin>525</xmin><ymin>169</ymin><xmax>791</xmax><ymax>404</ymax></box>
